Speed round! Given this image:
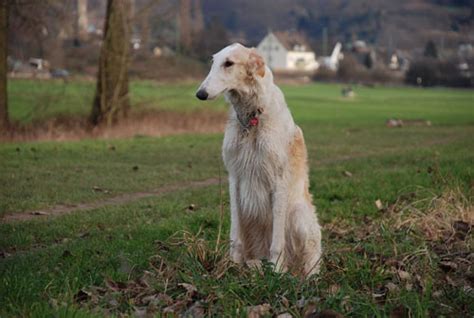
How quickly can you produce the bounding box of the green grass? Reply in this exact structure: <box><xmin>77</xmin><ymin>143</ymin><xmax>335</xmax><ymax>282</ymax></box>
<box><xmin>8</xmin><ymin>79</ymin><xmax>225</xmax><ymax>123</ymax></box>
<box><xmin>9</xmin><ymin>79</ymin><xmax>473</xmax><ymax>125</ymax></box>
<box><xmin>0</xmin><ymin>135</ymin><xmax>222</xmax><ymax>214</ymax></box>
<box><xmin>1</xmin><ymin>79</ymin><xmax>473</xmax><ymax>316</ymax></box>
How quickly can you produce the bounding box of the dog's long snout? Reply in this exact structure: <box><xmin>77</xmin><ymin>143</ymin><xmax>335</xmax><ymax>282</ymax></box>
<box><xmin>196</xmin><ymin>89</ymin><xmax>209</xmax><ymax>101</ymax></box>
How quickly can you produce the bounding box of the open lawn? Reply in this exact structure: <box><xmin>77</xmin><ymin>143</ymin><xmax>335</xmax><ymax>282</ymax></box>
<box><xmin>1</xmin><ymin>80</ymin><xmax>473</xmax><ymax>317</ymax></box>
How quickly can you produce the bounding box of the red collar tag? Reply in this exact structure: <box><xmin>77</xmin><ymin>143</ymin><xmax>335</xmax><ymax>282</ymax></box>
<box><xmin>249</xmin><ymin>117</ymin><xmax>259</xmax><ymax>126</ymax></box>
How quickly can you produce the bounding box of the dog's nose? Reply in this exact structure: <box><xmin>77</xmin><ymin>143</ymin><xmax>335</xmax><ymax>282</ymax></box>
<box><xmin>196</xmin><ymin>89</ymin><xmax>208</xmax><ymax>100</ymax></box>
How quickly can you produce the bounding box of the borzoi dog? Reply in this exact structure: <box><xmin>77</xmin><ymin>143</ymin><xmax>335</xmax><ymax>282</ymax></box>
<box><xmin>196</xmin><ymin>43</ymin><xmax>322</xmax><ymax>275</ymax></box>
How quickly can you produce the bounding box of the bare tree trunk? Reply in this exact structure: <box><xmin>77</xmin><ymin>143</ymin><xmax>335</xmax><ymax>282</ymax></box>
<box><xmin>77</xmin><ymin>0</ymin><xmax>89</xmax><ymax>42</ymax></box>
<box><xmin>192</xmin><ymin>0</ymin><xmax>204</xmax><ymax>35</ymax></box>
<box><xmin>139</xmin><ymin>8</ymin><xmax>150</xmax><ymax>50</ymax></box>
<box><xmin>90</xmin><ymin>0</ymin><xmax>131</xmax><ymax>127</ymax></box>
<box><xmin>0</xmin><ymin>0</ymin><xmax>9</xmax><ymax>131</ymax></box>
<box><xmin>179</xmin><ymin>0</ymin><xmax>192</xmax><ymax>53</ymax></box>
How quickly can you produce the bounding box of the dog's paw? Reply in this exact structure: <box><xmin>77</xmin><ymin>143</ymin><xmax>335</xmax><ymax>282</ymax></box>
<box><xmin>230</xmin><ymin>248</ymin><xmax>244</xmax><ymax>264</ymax></box>
<box><xmin>270</xmin><ymin>251</ymin><xmax>287</xmax><ymax>273</ymax></box>
<box><xmin>246</xmin><ymin>259</ymin><xmax>263</xmax><ymax>271</ymax></box>
<box><xmin>304</xmin><ymin>262</ymin><xmax>321</xmax><ymax>277</ymax></box>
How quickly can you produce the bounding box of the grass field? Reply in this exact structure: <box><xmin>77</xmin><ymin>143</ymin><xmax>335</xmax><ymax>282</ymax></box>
<box><xmin>1</xmin><ymin>79</ymin><xmax>473</xmax><ymax>317</ymax></box>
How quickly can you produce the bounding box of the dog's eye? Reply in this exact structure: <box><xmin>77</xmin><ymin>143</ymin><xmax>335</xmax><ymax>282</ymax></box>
<box><xmin>223</xmin><ymin>60</ymin><xmax>234</xmax><ymax>68</ymax></box>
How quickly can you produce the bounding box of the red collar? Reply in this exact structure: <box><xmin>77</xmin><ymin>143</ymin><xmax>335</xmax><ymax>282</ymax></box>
<box><xmin>249</xmin><ymin>117</ymin><xmax>259</xmax><ymax>126</ymax></box>
<box><xmin>237</xmin><ymin>108</ymin><xmax>263</xmax><ymax>130</ymax></box>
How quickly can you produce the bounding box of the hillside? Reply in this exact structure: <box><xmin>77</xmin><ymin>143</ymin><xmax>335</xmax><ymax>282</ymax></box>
<box><xmin>201</xmin><ymin>0</ymin><xmax>474</xmax><ymax>52</ymax></box>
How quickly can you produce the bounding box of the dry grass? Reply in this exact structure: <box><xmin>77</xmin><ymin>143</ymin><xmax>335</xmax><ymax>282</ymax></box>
<box><xmin>75</xmin><ymin>231</ymin><xmax>240</xmax><ymax>316</ymax></box>
<box><xmin>390</xmin><ymin>187</ymin><xmax>473</xmax><ymax>242</ymax></box>
<box><xmin>1</xmin><ymin>110</ymin><xmax>227</xmax><ymax>142</ymax></box>
<box><xmin>73</xmin><ymin>185</ymin><xmax>473</xmax><ymax>317</ymax></box>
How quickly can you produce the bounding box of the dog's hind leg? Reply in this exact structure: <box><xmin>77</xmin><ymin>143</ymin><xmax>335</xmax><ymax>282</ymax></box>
<box><xmin>292</xmin><ymin>203</ymin><xmax>322</xmax><ymax>276</ymax></box>
<box><xmin>303</xmin><ymin>233</ymin><xmax>322</xmax><ymax>276</ymax></box>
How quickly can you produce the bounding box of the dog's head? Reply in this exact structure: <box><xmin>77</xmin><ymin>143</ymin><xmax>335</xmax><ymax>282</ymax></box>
<box><xmin>196</xmin><ymin>43</ymin><xmax>266</xmax><ymax>101</ymax></box>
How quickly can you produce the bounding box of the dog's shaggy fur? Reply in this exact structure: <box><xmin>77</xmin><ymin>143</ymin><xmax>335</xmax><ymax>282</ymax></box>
<box><xmin>196</xmin><ymin>43</ymin><xmax>322</xmax><ymax>275</ymax></box>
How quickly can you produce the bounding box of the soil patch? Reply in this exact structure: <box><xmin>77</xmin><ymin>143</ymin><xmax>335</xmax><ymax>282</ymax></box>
<box><xmin>1</xmin><ymin>110</ymin><xmax>227</xmax><ymax>142</ymax></box>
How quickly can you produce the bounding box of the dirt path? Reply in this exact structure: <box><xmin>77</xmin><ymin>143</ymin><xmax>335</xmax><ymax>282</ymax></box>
<box><xmin>1</xmin><ymin>178</ymin><xmax>222</xmax><ymax>223</ymax></box>
<box><xmin>2</xmin><ymin>135</ymin><xmax>460</xmax><ymax>224</ymax></box>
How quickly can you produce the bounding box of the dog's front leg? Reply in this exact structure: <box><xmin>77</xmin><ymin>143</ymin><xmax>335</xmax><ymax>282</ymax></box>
<box><xmin>229</xmin><ymin>175</ymin><xmax>243</xmax><ymax>263</ymax></box>
<box><xmin>270</xmin><ymin>176</ymin><xmax>289</xmax><ymax>272</ymax></box>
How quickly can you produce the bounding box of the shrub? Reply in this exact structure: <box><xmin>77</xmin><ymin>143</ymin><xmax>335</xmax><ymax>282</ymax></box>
<box><xmin>406</xmin><ymin>59</ymin><xmax>473</xmax><ymax>88</ymax></box>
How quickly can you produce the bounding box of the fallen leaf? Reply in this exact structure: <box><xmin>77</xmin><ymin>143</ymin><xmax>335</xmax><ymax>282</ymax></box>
<box><xmin>92</xmin><ymin>186</ymin><xmax>109</xmax><ymax>193</ymax></box>
<box><xmin>372</xmin><ymin>286</ymin><xmax>388</xmax><ymax>302</ymax></box>
<box><xmin>397</xmin><ymin>270</ymin><xmax>411</xmax><ymax>281</ymax></box>
<box><xmin>178</xmin><ymin>282</ymin><xmax>197</xmax><ymax>297</ymax></box>
<box><xmin>74</xmin><ymin>289</ymin><xmax>91</xmax><ymax>303</ymax></box>
<box><xmin>439</xmin><ymin>260</ymin><xmax>458</xmax><ymax>272</ymax></box>
<box><xmin>452</xmin><ymin>220</ymin><xmax>471</xmax><ymax>240</ymax></box>
<box><xmin>297</xmin><ymin>296</ymin><xmax>307</xmax><ymax>309</ymax></box>
<box><xmin>445</xmin><ymin>275</ymin><xmax>456</xmax><ymax>287</ymax></box>
<box><xmin>315</xmin><ymin>309</ymin><xmax>344</xmax><ymax>318</ymax></box>
<box><xmin>118</xmin><ymin>255</ymin><xmax>132</xmax><ymax>275</ymax></box>
<box><xmin>343</xmin><ymin>170</ymin><xmax>353</xmax><ymax>177</ymax></box>
<box><xmin>78</xmin><ymin>232</ymin><xmax>90</xmax><ymax>239</ymax></box>
<box><xmin>141</xmin><ymin>295</ymin><xmax>159</xmax><ymax>305</ymax></box>
<box><xmin>390</xmin><ymin>305</ymin><xmax>408</xmax><ymax>318</ymax></box>
<box><xmin>108</xmin><ymin>298</ymin><xmax>119</xmax><ymax>308</ymax></box>
<box><xmin>302</xmin><ymin>303</ymin><xmax>317</xmax><ymax>317</ymax></box>
<box><xmin>186</xmin><ymin>204</ymin><xmax>197</xmax><ymax>212</ymax></box>
<box><xmin>328</xmin><ymin>284</ymin><xmax>340</xmax><ymax>295</ymax></box>
<box><xmin>184</xmin><ymin>301</ymin><xmax>206</xmax><ymax>318</ymax></box>
<box><xmin>133</xmin><ymin>307</ymin><xmax>147</xmax><ymax>318</ymax></box>
<box><xmin>157</xmin><ymin>293</ymin><xmax>173</xmax><ymax>305</ymax></box>
<box><xmin>247</xmin><ymin>303</ymin><xmax>271</xmax><ymax>318</ymax></box>
<box><xmin>163</xmin><ymin>300</ymin><xmax>188</xmax><ymax>317</ymax></box>
<box><xmin>0</xmin><ymin>251</ymin><xmax>12</xmax><ymax>258</ymax></box>
<box><xmin>385</xmin><ymin>282</ymin><xmax>399</xmax><ymax>293</ymax></box>
<box><xmin>341</xmin><ymin>295</ymin><xmax>352</xmax><ymax>312</ymax></box>
<box><xmin>62</xmin><ymin>250</ymin><xmax>72</xmax><ymax>258</ymax></box>
<box><xmin>462</xmin><ymin>286</ymin><xmax>473</xmax><ymax>294</ymax></box>
<box><xmin>105</xmin><ymin>279</ymin><xmax>127</xmax><ymax>291</ymax></box>
<box><xmin>31</xmin><ymin>211</ymin><xmax>48</xmax><ymax>216</ymax></box>
<box><xmin>375</xmin><ymin>199</ymin><xmax>384</xmax><ymax>211</ymax></box>
<box><xmin>432</xmin><ymin>290</ymin><xmax>443</xmax><ymax>298</ymax></box>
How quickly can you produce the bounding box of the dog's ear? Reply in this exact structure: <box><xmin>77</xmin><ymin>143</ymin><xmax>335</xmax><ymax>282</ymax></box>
<box><xmin>247</xmin><ymin>49</ymin><xmax>265</xmax><ymax>78</ymax></box>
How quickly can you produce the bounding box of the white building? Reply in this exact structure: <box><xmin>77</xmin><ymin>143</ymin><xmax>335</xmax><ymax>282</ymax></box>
<box><xmin>318</xmin><ymin>42</ymin><xmax>343</xmax><ymax>71</ymax></box>
<box><xmin>257</xmin><ymin>32</ymin><xmax>319</xmax><ymax>72</ymax></box>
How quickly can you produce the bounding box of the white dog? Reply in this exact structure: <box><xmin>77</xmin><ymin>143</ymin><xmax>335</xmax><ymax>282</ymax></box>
<box><xmin>196</xmin><ymin>43</ymin><xmax>322</xmax><ymax>275</ymax></box>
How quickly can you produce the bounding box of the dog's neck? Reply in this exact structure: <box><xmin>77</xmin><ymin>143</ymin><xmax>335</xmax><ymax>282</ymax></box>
<box><xmin>227</xmin><ymin>87</ymin><xmax>264</xmax><ymax>130</ymax></box>
<box><xmin>225</xmin><ymin>69</ymin><xmax>276</xmax><ymax>130</ymax></box>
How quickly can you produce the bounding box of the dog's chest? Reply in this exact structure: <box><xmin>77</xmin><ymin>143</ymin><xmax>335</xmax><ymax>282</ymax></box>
<box><xmin>223</xmin><ymin>127</ymin><xmax>285</xmax><ymax>215</ymax></box>
<box><xmin>223</xmin><ymin>128</ymin><xmax>280</xmax><ymax>177</ymax></box>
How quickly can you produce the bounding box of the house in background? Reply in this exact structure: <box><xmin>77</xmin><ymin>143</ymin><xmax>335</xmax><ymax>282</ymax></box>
<box><xmin>257</xmin><ymin>32</ymin><xmax>319</xmax><ymax>72</ymax></box>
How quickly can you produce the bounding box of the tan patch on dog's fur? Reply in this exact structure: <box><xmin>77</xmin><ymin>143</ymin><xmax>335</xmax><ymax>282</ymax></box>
<box><xmin>289</xmin><ymin>126</ymin><xmax>313</xmax><ymax>203</ymax></box>
<box><xmin>247</xmin><ymin>50</ymin><xmax>265</xmax><ymax>78</ymax></box>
